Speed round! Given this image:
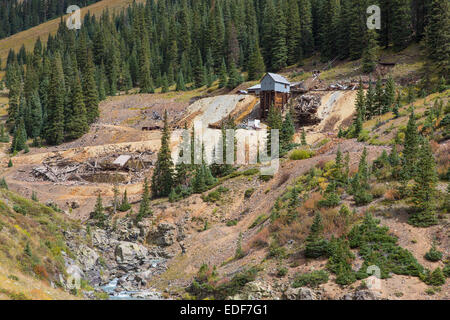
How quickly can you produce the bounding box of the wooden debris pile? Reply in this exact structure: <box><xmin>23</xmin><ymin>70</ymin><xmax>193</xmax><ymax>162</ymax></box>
<box><xmin>32</xmin><ymin>152</ymin><xmax>155</xmax><ymax>184</ymax></box>
<box><xmin>291</xmin><ymin>94</ymin><xmax>322</xmax><ymax>126</ymax></box>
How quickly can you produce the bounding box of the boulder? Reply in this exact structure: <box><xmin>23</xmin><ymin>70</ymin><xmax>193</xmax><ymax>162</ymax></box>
<box><xmin>149</xmin><ymin>222</ymin><xmax>177</xmax><ymax>247</ymax></box>
<box><xmin>341</xmin><ymin>289</ymin><xmax>380</xmax><ymax>300</ymax></box>
<box><xmin>91</xmin><ymin>228</ymin><xmax>110</xmax><ymax>247</ymax></box>
<box><xmin>284</xmin><ymin>287</ymin><xmax>318</xmax><ymax>300</ymax></box>
<box><xmin>77</xmin><ymin>245</ymin><xmax>99</xmax><ymax>271</ymax></box>
<box><xmin>228</xmin><ymin>281</ymin><xmax>277</xmax><ymax>300</ymax></box>
<box><xmin>114</xmin><ymin>241</ymin><xmax>149</xmax><ymax>270</ymax></box>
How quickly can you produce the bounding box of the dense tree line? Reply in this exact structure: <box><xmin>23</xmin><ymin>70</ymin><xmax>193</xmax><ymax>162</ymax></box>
<box><xmin>3</xmin><ymin>0</ymin><xmax>449</xmax><ymax>149</ymax></box>
<box><xmin>0</xmin><ymin>0</ymin><xmax>101</xmax><ymax>39</ymax></box>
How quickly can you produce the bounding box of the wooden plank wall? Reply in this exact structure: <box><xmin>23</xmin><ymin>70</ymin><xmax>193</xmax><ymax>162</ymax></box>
<box><xmin>260</xmin><ymin>91</ymin><xmax>289</xmax><ymax>119</ymax></box>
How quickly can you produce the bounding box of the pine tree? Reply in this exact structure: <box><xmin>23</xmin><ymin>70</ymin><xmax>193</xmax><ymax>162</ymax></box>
<box><xmin>348</xmin><ymin>0</ymin><xmax>368</xmax><ymax>60</ymax></box>
<box><xmin>176</xmin><ymin>71</ymin><xmax>186</xmax><ymax>91</ymax></box>
<box><xmin>391</xmin><ymin>0</ymin><xmax>413</xmax><ymax>51</ymax></box>
<box><xmin>119</xmin><ymin>190</ymin><xmax>131</xmax><ymax>212</ymax></box>
<box><xmin>45</xmin><ymin>52</ymin><xmax>65</xmax><ymax>145</ymax></box>
<box><xmin>409</xmin><ymin>139</ymin><xmax>438</xmax><ymax>227</ymax></box>
<box><xmin>358</xmin><ymin>147</ymin><xmax>370</xmax><ymax>189</ymax></box>
<box><xmin>299</xmin><ymin>0</ymin><xmax>314</xmax><ymax>57</ymax></box>
<box><xmin>384</xmin><ymin>76</ymin><xmax>396</xmax><ymax>113</ymax></box>
<box><xmin>218</xmin><ymin>59</ymin><xmax>228</xmax><ymax>88</ymax></box>
<box><xmin>305</xmin><ymin>213</ymin><xmax>328</xmax><ymax>258</ymax></box>
<box><xmin>281</xmin><ymin>111</ymin><xmax>295</xmax><ymax>151</ymax></box>
<box><xmin>65</xmin><ymin>71</ymin><xmax>88</xmax><ymax>141</ymax></box>
<box><xmin>193</xmin><ymin>49</ymin><xmax>205</xmax><ymax>88</ymax></box>
<box><xmin>137</xmin><ymin>178</ymin><xmax>152</xmax><ymax>222</ymax></box>
<box><xmin>374</xmin><ymin>77</ymin><xmax>385</xmax><ymax>116</ymax></box>
<box><xmin>286</xmin><ymin>0</ymin><xmax>302</xmax><ymax>65</ymax></box>
<box><xmin>271</xmin><ymin>9</ymin><xmax>288</xmax><ymax>71</ymax></box>
<box><xmin>247</xmin><ymin>44</ymin><xmax>266</xmax><ymax>81</ymax></box>
<box><xmin>423</xmin><ymin>0</ymin><xmax>450</xmax><ymax>77</ymax></box>
<box><xmin>193</xmin><ymin>165</ymin><xmax>207</xmax><ymax>193</ymax></box>
<box><xmin>92</xmin><ymin>193</ymin><xmax>106</xmax><ymax>226</ymax></box>
<box><xmin>0</xmin><ymin>177</ymin><xmax>8</xmax><ymax>189</ymax></box>
<box><xmin>403</xmin><ymin>111</ymin><xmax>420</xmax><ymax>178</ymax></box>
<box><xmin>28</xmin><ymin>91</ymin><xmax>42</xmax><ymax>140</ymax></box>
<box><xmin>355</xmin><ymin>79</ymin><xmax>366</xmax><ymax>119</ymax></box>
<box><xmin>393</xmin><ymin>92</ymin><xmax>401</xmax><ymax>117</ymax></box>
<box><xmin>83</xmin><ymin>50</ymin><xmax>99</xmax><ymax>124</ymax></box>
<box><xmin>362</xmin><ymin>30</ymin><xmax>379</xmax><ymax>74</ymax></box>
<box><xmin>301</xmin><ymin>128</ymin><xmax>307</xmax><ymax>146</ymax></box>
<box><xmin>151</xmin><ymin>110</ymin><xmax>174</xmax><ymax>198</ymax></box>
<box><xmin>161</xmin><ymin>73</ymin><xmax>169</xmax><ymax>93</ymax></box>
<box><xmin>227</xmin><ymin>62</ymin><xmax>243</xmax><ymax>89</ymax></box>
<box><xmin>365</xmin><ymin>80</ymin><xmax>376</xmax><ymax>118</ymax></box>
<box><xmin>11</xmin><ymin>119</ymin><xmax>27</xmax><ymax>152</ymax></box>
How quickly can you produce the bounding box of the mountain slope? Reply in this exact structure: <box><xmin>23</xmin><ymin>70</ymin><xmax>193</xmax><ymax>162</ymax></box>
<box><xmin>0</xmin><ymin>0</ymin><xmax>143</xmax><ymax>69</ymax></box>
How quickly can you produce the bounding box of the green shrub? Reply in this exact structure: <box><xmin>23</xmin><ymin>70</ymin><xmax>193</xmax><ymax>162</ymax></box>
<box><xmin>443</xmin><ymin>263</ymin><xmax>450</xmax><ymax>277</ymax></box>
<box><xmin>317</xmin><ymin>192</ymin><xmax>340</xmax><ymax>208</ymax></box>
<box><xmin>424</xmin><ymin>245</ymin><xmax>443</xmax><ymax>262</ymax></box>
<box><xmin>0</xmin><ymin>178</ymin><xmax>8</xmax><ymax>189</ymax></box>
<box><xmin>13</xmin><ymin>205</ymin><xmax>27</xmax><ymax>215</ymax></box>
<box><xmin>326</xmin><ymin>238</ymin><xmax>356</xmax><ymax>285</ymax></box>
<box><xmin>188</xmin><ymin>265</ymin><xmax>260</xmax><ymax>300</ymax></box>
<box><xmin>357</xmin><ymin>130</ymin><xmax>370</xmax><ymax>142</ymax></box>
<box><xmin>244</xmin><ymin>188</ymin><xmax>255</xmax><ymax>198</ymax></box>
<box><xmin>169</xmin><ymin>185</ymin><xmax>193</xmax><ymax>203</ymax></box>
<box><xmin>259</xmin><ymin>175</ymin><xmax>273</xmax><ymax>182</ymax></box>
<box><xmin>354</xmin><ymin>189</ymin><xmax>373</xmax><ymax>206</ymax></box>
<box><xmin>249</xmin><ymin>214</ymin><xmax>269</xmax><ymax>229</ymax></box>
<box><xmin>292</xmin><ymin>270</ymin><xmax>329</xmax><ymax>288</ymax></box>
<box><xmin>202</xmin><ymin>186</ymin><xmax>229</xmax><ymax>203</ymax></box>
<box><xmin>267</xmin><ymin>241</ymin><xmax>287</xmax><ymax>259</ymax></box>
<box><xmin>277</xmin><ymin>266</ymin><xmax>288</xmax><ymax>277</ymax></box>
<box><xmin>316</xmin><ymin>138</ymin><xmax>330</xmax><ymax>147</ymax></box>
<box><xmin>349</xmin><ymin>214</ymin><xmax>424</xmax><ymax>279</ymax></box>
<box><xmin>421</xmin><ymin>268</ymin><xmax>446</xmax><ymax>286</ymax></box>
<box><xmin>289</xmin><ymin>149</ymin><xmax>314</xmax><ymax>160</ymax></box>
<box><xmin>226</xmin><ymin>220</ymin><xmax>238</xmax><ymax>226</ymax></box>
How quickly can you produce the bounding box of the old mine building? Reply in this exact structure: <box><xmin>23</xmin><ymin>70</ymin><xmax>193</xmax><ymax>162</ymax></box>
<box><xmin>259</xmin><ymin>73</ymin><xmax>291</xmax><ymax>119</ymax></box>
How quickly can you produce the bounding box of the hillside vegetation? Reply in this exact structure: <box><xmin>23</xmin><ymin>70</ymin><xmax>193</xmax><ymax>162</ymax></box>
<box><xmin>0</xmin><ymin>184</ymin><xmax>83</xmax><ymax>299</ymax></box>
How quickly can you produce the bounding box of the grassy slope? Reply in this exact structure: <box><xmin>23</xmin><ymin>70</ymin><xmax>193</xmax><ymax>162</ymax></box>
<box><xmin>0</xmin><ymin>0</ymin><xmax>144</xmax><ymax>69</ymax></box>
<box><xmin>0</xmin><ymin>188</ymin><xmax>83</xmax><ymax>300</ymax></box>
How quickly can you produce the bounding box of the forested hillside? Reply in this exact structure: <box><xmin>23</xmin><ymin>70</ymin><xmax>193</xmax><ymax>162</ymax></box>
<box><xmin>0</xmin><ymin>0</ymin><xmax>102</xmax><ymax>39</ymax></box>
<box><xmin>2</xmin><ymin>0</ymin><xmax>449</xmax><ymax>150</ymax></box>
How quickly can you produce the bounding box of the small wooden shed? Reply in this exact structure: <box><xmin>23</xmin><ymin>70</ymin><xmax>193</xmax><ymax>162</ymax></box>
<box><xmin>260</xmin><ymin>73</ymin><xmax>290</xmax><ymax>119</ymax></box>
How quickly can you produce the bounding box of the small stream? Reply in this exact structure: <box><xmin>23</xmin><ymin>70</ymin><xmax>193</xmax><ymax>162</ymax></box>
<box><xmin>99</xmin><ymin>259</ymin><xmax>164</xmax><ymax>300</ymax></box>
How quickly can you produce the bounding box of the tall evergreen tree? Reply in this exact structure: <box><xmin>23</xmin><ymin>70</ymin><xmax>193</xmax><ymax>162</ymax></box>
<box><xmin>151</xmin><ymin>110</ymin><xmax>174</xmax><ymax>198</ymax></box>
<box><xmin>270</xmin><ymin>9</ymin><xmax>288</xmax><ymax>71</ymax></box>
<box><xmin>424</xmin><ymin>0</ymin><xmax>450</xmax><ymax>77</ymax></box>
<box><xmin>409</xmin><ymin>139</ymin><xmax>438</xmax><ymax>227</ymax></box>
<box><xmin>362</xmin><ymin>30</ymin><xmax>379</xmax><ymax>74</ymax></box>
<box><xmin>402</xmin><ymin>111</ymin><xmax>420</xmax><ymax>178</ymax></box>
<box><xmin>247</xmin><ymin>44</ymin><xmax>266</xmax><ymax>81</ymax></box>
<box><xmin>391</xmin><ymin>0</ymin><xmax>413</xmax><ymax>51</ymax></box>
<box><xmin>66</xmin><ymin>71</ymin><xmax>88</xmax><ymax>140</ymax></box>
<box><xmin>83</xmin><ymin>50</ymin><xmax>99</xmax><ymax>124</ymax></box>
<box><xmin>137</xmin><ymin>178</ymin><xmax>152</xmax><ymax>221</ymax></box>
<box><xmin>45</xmin><ymin>52</ymin><xmax>65</xmax><ymax>145</ymax></box>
